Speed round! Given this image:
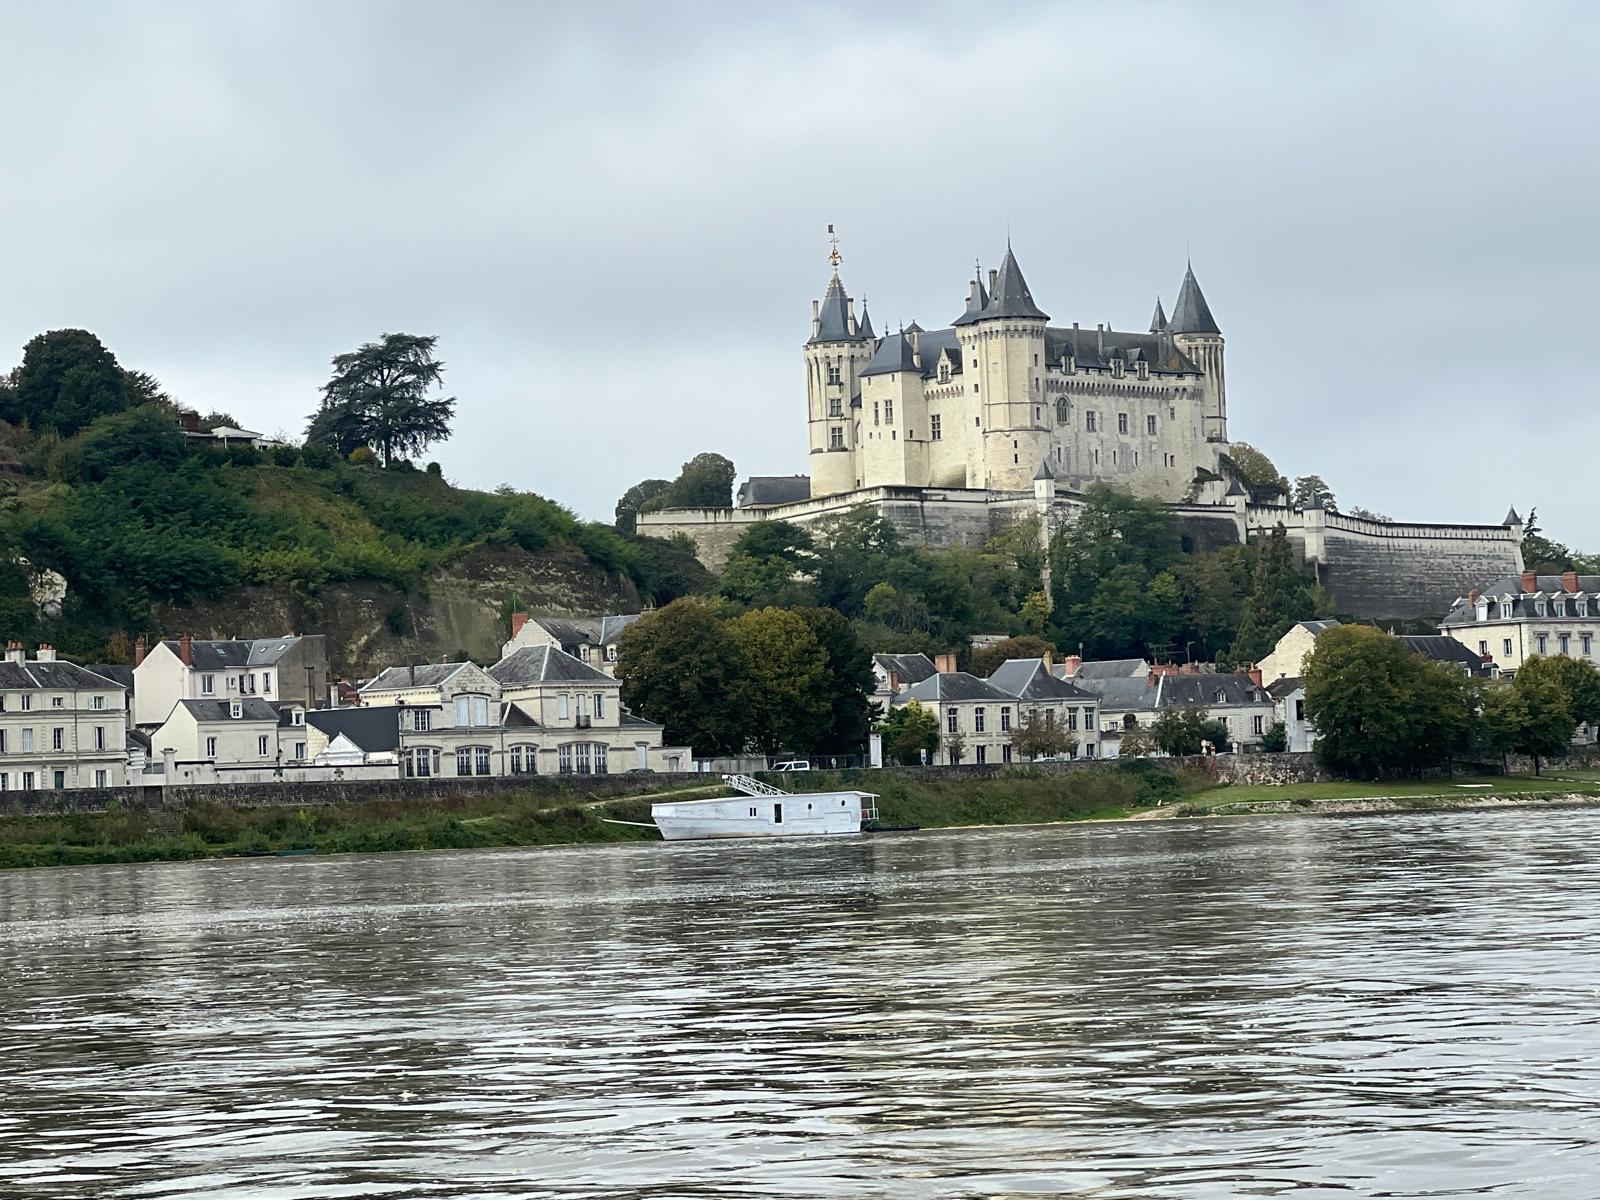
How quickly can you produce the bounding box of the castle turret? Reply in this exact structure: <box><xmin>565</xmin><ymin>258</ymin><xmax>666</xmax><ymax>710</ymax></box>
<box><xmin>1150</xmin><ymin>296</ymin><xmax>1168</xmax><ymax>333</ymax></box>
<box><xmin>804</xmin><ymin>230</ymin><xmax>873</xmax><ymax>497</ymax></box>
<box><xmin>964</xmin><ymin>244</ymin><xmax>1051</xmax><ymax>492</ymax></box>
<box><xmin>1168</xmin><ymin>262</ymin><xmax>1226</xmax><ymax>443</ymax></box>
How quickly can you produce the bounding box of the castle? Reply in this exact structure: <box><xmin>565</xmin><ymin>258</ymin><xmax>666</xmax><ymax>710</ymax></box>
<box><xmin>637</xmin><ymin>234</ymin><xmax>1524</xmax><ymax>621</ymax></box>
<box><xmin>805</xmin><ymin>241</ymin><xmax>1227</xmax><ymax>501</ymax></box>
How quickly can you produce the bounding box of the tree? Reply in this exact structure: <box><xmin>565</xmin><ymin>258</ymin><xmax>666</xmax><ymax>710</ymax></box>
<box><xmin>1489</xmin><ymin>670</ymin><xmax>1575</xmax><ymax>775</ymax></box>
<box><xmin>717</xmin><ymin>520</ymin><xmax>816</xmax><ymax>607</ymax></box>
<box><xmin>969</xmin><ymin>635</ymin><xmax>1055</xmax><ymax>680</ymax></box>
<box><xmin>729</xmin><ymin>607</ymin><xmax>833</xmax><ymax>756</ymax></box>
<box><xmin>1118</xmin><ymin>724</ymin><xmax>1157</xmax><ymax>757</ymax></box>
<box><xmin>1345</xmin><ymin>507</ymin><xmax>1393</xmax><ymax>523</ymax></box>
<box><xmin>1260</xmin><ymin>721</ymin><xmax>1288</xmax><ymax>753</ymax></box>
<box><xmin>305</xmin><ymin>333</ymin><xmax>456</xmax><ymax>465</ymax></box>
<box><xmin>795</xmin><ymin>606</ymin><xmax>877</xmax><ymax>755</ymax></box>
<box><xmin>1230</xmin><ymin>524</ymin><xmax>1324</xmax><ymax>665</ymax></box>
<box><xmin>811</xmin><ymin>506</ymin><xmax>903</xmax><ymax>616</ymax></box>
<box><xmin>642</xmin><ymin>452</ymin><xmax>736</xmax><ymax>511</ymax></box>
<box><xmin>863</xmin><ymin>581</ymin><xmax>930</xmax><ymax>633</ymax></box>
<box><xmin>1520</xmin><ymin>508</ymin><xmax>1576</xmax><ymax>573</ymax></box>
<box><xmin>944</xmin><ymin>728</ymin><xmax>968</xmax><ymax>765</ymax></box>
<box><xmin>1515</xmin><ymin>655</ymin><xmax>1600</xmax><ymax>732</ymax></box>
<box><xmin>617</xmin><ymin>598</ymin><xmax>749</xmax><ymax>756</ymax></box>
<box><xmin>1227</xmin><ymin>442</ymin><xmax>1288</xmax><ymax>494</ymax></box>
<box><xmin>615</xmin><ymin>479</ymin><xmax>670</xmax><ymax>534</ymax></box>
<box><xmin>4</xmin><ymin>329</ymin><xmax>130</xmax><ymax>436</ymax></box>
<box><xmin>880</xmin><ymin>701</ymin><xmax>939</xmax><ymax>765</ymax></box>
<box><xmin>1009</xmin><ymin>710</ymin><xmax>1077</xmax><ymax>761</ymax></box>
<box><xmin>1291</xmin><ymin>475</ymin><xmax>1337</xmax><ymax>511</ymax></box>
<box><xmin>1152</xmin><ymin>706</ymin><xmax>1212</xmax><ymax>756</ymax></box>
<box><xmin>1019</xmin><ymin>590</ymin><xmax>1051</xmax><ymax>636</ymax></box>
<box><xmin>1302</xmin><ymin>625</ymin><xmax>1476</xmax><ymax>777</ymax></box>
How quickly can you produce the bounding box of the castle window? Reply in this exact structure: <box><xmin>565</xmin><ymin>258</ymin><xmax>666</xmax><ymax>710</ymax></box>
<box><xmin>827</xmin><ymin>364</ymin><xmax>841</xmax><ymax>385</ymax></box>
<box><xmin>1034</xmin><ymin>355</ymin><xmax>1039</xmax><ymax>366</ymax></box>
<box><xmin>884</xmin><ymin>398</ymin><xmax>893</xmax><ymax>423</ymax></box>
<box><xmin>1056</xmin><ymin>399</ymin><xmax>1068</xmax><ymax>423</ymax></box>
<box><xmin>1147</xmin><ymin>415</ymin><xmax>1157</xmax><ymax>435</ymax></box>
<box><xmin>1118</xmin><ymin>413</ymin><xmax>1129</xmax><ymax>435</ymax></box>
<box><xmin>1035</xmin><ymin>406</ymin><xmax>1041</xmax><ymax>422</ymax></box>
<box><xmin>1086</xmin><ymin>412</ymin><xmax>1096</xmax><ymax>433</ymax></box>
<box><xmin>939</xmin><ymin>363</ymin><xmax>950</xmax><ymax>383</ymax></box>
<box><xmin>829</xmin><ymin>426</ymin><xmax>844</xmax><ymax>450</ymax></box>
<box><xmin>930</xmin><ymin>415</ymin><xmax>942</xmax><ymax>441</ymax></box>
<box><xmin>828</xmin><ymin>397</ymin><xmax>843</xmax><ymax>418</ymax></box>
<box><xmin>873</xmin><ymin>401</ymin><xmax>880</xmax><ymax>426</ymax></box>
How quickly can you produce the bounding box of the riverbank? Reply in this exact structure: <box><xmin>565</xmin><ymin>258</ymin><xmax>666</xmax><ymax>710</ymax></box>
<box><xmin>2</xmin><ymin>764</ymin><xmax>1597</xmax><ymax>869</ymax></box>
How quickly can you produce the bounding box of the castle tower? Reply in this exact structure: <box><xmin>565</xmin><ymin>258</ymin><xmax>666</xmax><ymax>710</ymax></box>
<box><xmin>965</xmin><ymin>244</ymin><xmax>1052</xmax><ymax>492</ymax></box>
<box><xmin>804</xmin><ymin>230</ymin><xmax>873</xmax><ymax>497</ymax></box>
<box><xmin>1168</xmin><ymin>263</ymin><xmax>1226</xmax><ymax>443</ymax></box>
<box><xmin>859</xmin><ymin>326</ymin><xmax>928</xmax><ymax>486</ymax></box>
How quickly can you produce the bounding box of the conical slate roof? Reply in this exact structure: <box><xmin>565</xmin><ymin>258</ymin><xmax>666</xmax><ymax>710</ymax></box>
<box><xmin>1150</xmin><ymin>297</ymin><xmax>1168</xmax><ymax>332</ymax></box>
<box><xmin>861</xmin><ymin>329</ymin><xmax>919</xmax><ymax>377</ymax></box>
<box><xmin>857</xmin><ymin>302</ymin><xmax>875</xmax><ymax>340</ymax></box>
<box><xmin>951</xmin><ymin>268</ymin><xmax>990</xmax><ymax>326</ymax></box>
<box><xmin>809</xmin><ymin>271</ymin><xmax>858</xmax><ymax>343</ymax></box>
<box><xmin>1168</xmin><ymin>264</ymin><xmax>1220</xmax><ymax>335</ymax></box>
<box><xmin>1503</xmin><ymin>506</ymin><xmax>1522</xmax><ymax>526</ymax></box>
<box><xmin>1033</xmin><ymin>458</ymin><xmax>1055</xmax><ymax>481</ymax></box>
<box><xmin>979</xmin><ymin>245</ymin><xmax>1049</xmax><ymax>321</ymax></box>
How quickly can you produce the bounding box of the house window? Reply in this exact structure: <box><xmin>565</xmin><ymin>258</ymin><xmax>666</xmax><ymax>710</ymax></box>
<box><xmin>51</xmin><ymin>727</ymin><xmax>63</xmax><ymax>751</ymax></box>
<box><xmin>1554</xmin><ymin>599</ymin><xmax>1566</xmax><ymax>616</ymax></box>
<box><xmin>454</xmin><ymin>694</ymin><xmax>490</xmax><ymax>727</ymax></box>
<box><xmin>294</xmin><ymin>742</ymin><xmax>306</xmax><ymax>759</ymax></box>
<box><xmin>230</xmin><ymin>700</ymin><xmax>242</xmax><ymax>719</ymax></box>
<box><xmin>51</xmin><ymin>696</ymin><xmax>63</xmax><ymax>708</ymax></box>
<box><xmin>413</xmin><ymin>709</ymin><xmax>432</xmax><ymax>731</ymax></box>
<box><xmin>1147</xmin><ymin>414</ymin><xmax>1157</xmax><ymax>435</ymax></box>
<box><xmin>1086</xmin><ymin>412</ymin><xmax>1097</xmax><ymax>432</ymax></box>
<box><xmin>975</xmin><ymin>744</ymin><xmax>987</xmax><ymax>765</ymax></box>
<box><xmin>1002</xmin><ymin>744</ymin><xmax>1013</xmax><ymax>763</ymax></box>
<box><xmin>594</xmin><ymin>744</ymin><xmax>608</xmax><ymax>775</ymax></box>
<box><xmin>1118</xmin><ymin>413</ymin><xmax>1129</xmax><ymax>434</ymax></box>
<box><xmin>1295</xmin><ymin>699</ymin><xmax>1306</xmax><ymax>721</ymax></box>
<box><xmin>263</xmin><ymin>674</ymin><xmax>272</xmax><ymax>694</ymax></box>
<box><xmin>20</xmin><ymin>695</ymin><xmax>31</xmax><ymax>711</ymax></box>
<box><xmin>475</xmin><ymin>747</ymin><xmax>491</xmax><ymax>776</ymax></box>
<box><xmin>52</xmin><ymin>771</ymin><xmax>64</xmax><ymax>789</ymax></box>
<box><xmin>939</xmin><ymin>363</ymin><xmax>950</xmax><ymax>383</ymax></box>
<box><xmin>605</xmin><ymin>644</ymin><xmax>618</xmax><ymax>662</ymax></box>
<box><xmin>1067</xmin><ymin>708</ymin><xmax>1079</xmax><ymax>731</ymax></box>
<box><xmin>559</xmin><ymin>694</ymin><xmax>570</xmax><ymax>720</ymax></box>
<box><xmin>930</xmin><ymin>414</ymin><xmax>942</xmax><ymax>440</ymax></box>
<box><xmin>884</xmin><ymin>398</ymin><xmax>894</xmax><ymax>423</ymax></box>
<box><xmin>1253</xmin><ymin>715</ymin><xmax>1265</xmax><ymax>735</ymax></box>
<box><xmin>829</xmin><ymin>396</ymin><xmax>843</xmax><ymax>418</ymax></box>
<box><xmin>94</xmin><ymin>770</ymin><xmax>107</xmax><ymax>788</ymax></box>
<box><xmin>1504</xmin><ymin>638</ymin><xmax>1514</xmax><ymax>657</ymax></box>
<box><xmin>456</xmin><ymin>747</ymin><xmax>474</xmax><ymax>775</ymax></box>
<box><xmin>829</xmin><ymin>426</ymin><xmax>844</xmax><ymax>450</ymax></box>
<box><xmin>510</xmin><ymin>745</ymin><xmax>538</xmax><ymax>775</ymax></box>
<box><xmin>1000</xmin><ymin>707</ymin><xmax>1011</xmax><ymax>732</ymax></box>
<box><xmin>94</xmin><ymin>727</ymin><xmax>105</xmax><ymax>751</ymax></box>
<box><xmin>576</xmin><ymin>743</ymin><xmax>592</xmax><ymax>775</ymax></box>
<box><xmin>91</xmin><ymin>695</ymin><xmax>105</xmax><ymax>710</ymax></box>
<box><xmin>1560</xmin><ymin>633</ymin><xmax>1571</xmax><ymax>655</ymax></box>
<box><xmin>1501</xmin><ymin>602</ymin><xmax>1513</xmax><ymax>619</ymax></box>
<box><xmin>1535</xmin><ymin>600</ymin><xmax>1547</xmax><ymax>616</ymax></box>
<box><xmin>559</xmin><ymin>745</ymin><xmax>573</xmax><ymax>773</ymax></box>
<box><xmin>1584</xmin><ymin>634</ymin><xmax>1593</xmax><ymax>657</ymax></box>
<box><xmin>22</xmin><ymin>772</ymin><xmax>34</xmax><ymax>790</ymax></box>
<box><xmin>1479</xmin><ymin>640</ymin><xmax>1489</xmax><ymax>656</ymax></box>
<box><xmin>946</xmin><ymin>707</ymin><xmax>958</xmax><ymax>734</ymax></box>
<box><xmin>974</xmin><ymin>707</ymin><xmax>986</xmax><ymax>733</ymax></box>
<box><xmin>404</xmin><ymin>748</ymin><xmax>437</xmax><ymax>778</ymax></box>
<box><xmin>0</xmin><ymin>730</ymin><xmax>5</xmax><ymax>752</ymax></box>
<box><xmin>292</xmin><ymin>709</ymin><xmax>305</xmax><ymax>726</ymax></box>
<box><xmin>20</xmin><ymin>729</ymin><xmax>32</xmax><ymax>752</ymax></box>
<box><xmin>594</xmin><ymin>693</ymin><xmax>605</xmax><ymax>720</ymax></box>
<box><xmin>257</xmin><ymin>735</ymin><xmax>269</xmax><ymax>756</ymax></box>
<box><xmin>205</xmin><ymin>737</ymin><xmax>217</xmax><ymax>758</ymax></box>
<box><xmin>1084</xmin><ymin>709</ymin><xmax>1095</xmax><ymax>730</ymax></box>
<box><xmin>1537</xmin><ymin>634</ymin><xmax>1548</xmax><ymax>655</ymax></box>
<box><xmin>202</xmin><ymin>674</ymin><xmax>215</xmax><ymax>695</ymax></box>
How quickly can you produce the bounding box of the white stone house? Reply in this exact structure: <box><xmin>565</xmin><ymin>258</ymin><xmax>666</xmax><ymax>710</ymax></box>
<box><xmin>0</xmin><ymin>645</ymin><xmax>129</xmax><ymax>790</ymax></box>
<box><xmin>896</xmin><ymin>671</ymin><xmax>1021</xmax><ymax>766</ymax></box>
<box><xmin>986</xmin><ymin>658</ymin><xmax>1101</xmax><ymax>758</ymax></box>
<box><xmin>870</xmin><ymin>652</ymin><xmax>938</xmax><ymax>714</ymax></box>
<box><xmin>132</xmin><ymin>634</ymin><xmax>330</xmax><ymax>727</ymax></box>
<box><xmin>501</xmin><ymin>613</ymin><xmax>643</xmax><ymax>678</ymax></box>
<box><xmin>1440</xmin><ymin>570</ymin><xmax>1600</xmax><ymax>676</ymax></box>
<box><xmin>148</xmin><ymin>697</ymin><xmax>296</xmax><ymax>779</ymax></box>
<box><xmin>1073</xmin><ymin>669</ymin><xmax>1275</xmax><ymax>758</ymax></box>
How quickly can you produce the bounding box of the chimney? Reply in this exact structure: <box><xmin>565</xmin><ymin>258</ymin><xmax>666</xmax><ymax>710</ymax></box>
<box><xmin>5</xmin><ymin>643</ymin><xmax>23</xmax><ymax>664</ymax></box>
<box><xmin>36</xmin><ymin>644</ymin><xmax>55</xmax><ymax>663</ymax></box>
<box><xmin>1062</xmin><ymin>654</ymin><xmax>1082</xmax><ymax>677</ymax></box>
<box><xmin>179</xmin><ymin>634</ymin><xmax>193</xmax><ymax>666</ymax></box>
<box><xmin>1521</xmin><ymin>570</ymin><xmax>1538</xmax><ymax>594</ymax></box>
<box><xmin>1181</xmin><ymin>662</ymin><xmax>1199</xmax><ymax>675</ymax></box>
<box><xmin>135</xmin><ymin>635</ymin><xmax>148</xmax><ymax>666</ymax></box>
<box><xmin>510</xmin><ymin>611</ymin><xmax>530</xmax><ymax>640</ymax></box>
<box><xmin>988</xmin><ymin>268</ymin><xmax>998</xmax><ymax>292</ymax></box>
<box><xmin>162</xmin><ymin>747</ymin><xmax>177</xmax><ymax>776</ymax></box>
<box><xmin>935</xmin><ymin>652</ymin><xmax>958</xmax><ymax>674</ymax></box>
<box><xmin>888</xmin><ymin>670</ymin><xmax>899</xmax><ymax>693</ymax></box>
<box><xmin>1468</xmin><ymin>589</ymin><xmax>1479</xmax><ymax>608</ymax></box>
<box><xmin>1042</xmin><ymin>650</ymin><xmax>1053</xmax><ymax>669</ymax></box>
<box><xmin>1562</xmin><ymin>570</ymin><xmax>1579</xmax><ymax>593</ymax></box>
<box><xmin>811</xmin><ymin>299</ymin><xmax>820</xmax><ymax>339</ymax></box>
<box><xmin>1247</xmin><ymin>665</ymin><xmax>1264</xmax><ymax>688</ymax></box>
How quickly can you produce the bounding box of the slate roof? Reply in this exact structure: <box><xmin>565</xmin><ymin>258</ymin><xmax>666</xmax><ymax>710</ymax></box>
<box><xmin>1265</xmin><ymin>677</ymin><xmax>1303</xmax><ymax>700</ymax></box>
<box><xmin>1033</xmin><ymin>459</ymin><xmax>1054</xmax><ymax>481</ymax></box>
<box><xmin>1441</xmin><ymin>576</ymin><xmax>1600</xmax><ymax>625</ymax></box>
<box><xmin>620</xmin><ymin>710</ymin><xmax>664</xmax><ymax>729</ymax></box>
<box><xmin>1397</xmin><ymin>636</ymin><xmax>1490</xmax><ymax>674</ymax></box>
<box><xmin>176</xmin><ymin>697</ymin><xmax>280</xmax><ymax>722</ymax></box>
<box><xmin>363</xmin><ymin>662</ymin><xmax>472</xmax><ymax>692</ymax></box>
<box><xmin>158</xmin><ymin>637</ymin><xmax>309</xmax><ymax>670</ymax></box>
<box><xmin>857</xmin><ymin>304</ymin><xmax>875</xmax><ymax>340</ymax></box>
<box><xmin>1503</xmin><ymin>507</ymin><xmax>1521</xmax><ymax>526</ymax></box>
<box><xmin>978</xmin><ymin>246</ymin><xmax>1049</xmax><ymax>321</ymax></box>
<box><xmin>83</xmin><ymin>664</ymin><xmax>135</xmax><ymax>692</ymax></box>
<box><xmin>951</xmin><ymin>270</ymin><xmax>991</xmax><ymax>327</ymax></box>
<box><xmin>1156</xmin><ymin>675</ymin><xmax>1271</xmax><ymax>708</ymax></box>
<box><xmin>988</xmin><ymin>659</ymin><xmax>1096</xmax><ymax>702</ymax></box>
<box><xmin>306</xmin><ymin>706</ymin><xmax>402</xmax><ymax>752</ymax></box>
<box><xmin>1168</xmin><ymin>265</ymin><xmax>1221</xmax><ymax>335</ymax></box>
<box><xmin>1058</xmin><ymin>658</ymin><xmax>1149</xmax><ymax>680</ymax></box>
<box><xmin>1071</xmin><ymin>676</ymin><xmax>1159</xmax><ymax>712</ymax></box>
<box><xmin>0</xmin><ymin>661</ymin><xmax>128</xmax><ymax>690</ymax></box>
<box><xmin>809</xmin><ymin>272</ymin><xmax>861</xmax><ymax>343</ymax></box>
<box><xmin>1149</xmin><ymin>297</ymin><xmax>1168</xmax><ymax>332</ymax></box>
<box><xmin>489</xmin><ymin>644</ymin><xmax>613</xmax><ymax>686</ymax></box>
<box><xmin>737</xmin><ymin>475</ymin><xmax>811</xmax><ymax>508</ymax></box>
<box><xmin>527</xmin><ymin>614</ymin><xmax>641</xmax><ymax>649</ymax></box>
<box><xmin>899</xmin><ymin>671</ymin><xmax>1015</xmax><ymax>704</ymax></box>
<box><xmin>1044</xmin><ymin>326</ymin><xmax>1200</xmax><ymax>375</ymax></box>
<box><xmin>873</xmin><ymin>652</ymin><xmax>937</xmax><ymax>687</ymax></box>
<box><xmin>1300</xmin><ymin>620</ymin><xmax>1343</xmax><ymax>635</ymax></box>
<box><xmin>861</xmin><ymin>329</ymin><xmax>919</xmax><ymax>377</ymax></box>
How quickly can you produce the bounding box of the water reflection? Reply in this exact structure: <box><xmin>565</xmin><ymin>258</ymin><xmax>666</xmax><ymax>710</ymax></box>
<box><xmin>2</xmin><ymin>810</ymin><xmax>1599</xmax><ymax>1197</ymax></box>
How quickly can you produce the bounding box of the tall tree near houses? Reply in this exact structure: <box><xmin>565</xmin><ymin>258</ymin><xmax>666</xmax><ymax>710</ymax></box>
<box><xmin>306</xmin><ymin>333</ymin><xmax>456</xmax><ymax>464</ymax></box>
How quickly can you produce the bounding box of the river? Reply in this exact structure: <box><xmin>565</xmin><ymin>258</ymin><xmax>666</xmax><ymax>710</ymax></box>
<box><xmin>2</xmin><ymin>810</ymin><xmax>1598</xmax><ymax>1198</ymax></box>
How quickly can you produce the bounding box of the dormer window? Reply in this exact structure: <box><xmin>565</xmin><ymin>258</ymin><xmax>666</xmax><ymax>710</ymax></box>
<box><xmin>1535</xmin><ymin>599</ymin><xmax>1547</xmax><ymax>616</ymax></box>
<box><xmin>1553</xmin><ymin>598</ymin><xmax>1566</xmax><ymax>616</ymax></box>
<box><xmin>938</xmin><ymin>362</ymin><xmax>950</xmax><ymax>383</ymax></box>
<box><xmin>1500</xmin><ymin>601</ymin><xmax>1513</xmax><ymax>619</ymax></box>
<box><xmin>230</xmin><ymin>700</ymin><xmax>242</xmax><ymax>719</ymax></box>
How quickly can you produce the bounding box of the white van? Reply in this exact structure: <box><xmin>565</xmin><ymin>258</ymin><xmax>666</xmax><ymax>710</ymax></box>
<box><xmin>772</xmin><ymin>760</ymin><xmax>812</xmax><ymax>772</ymax></box>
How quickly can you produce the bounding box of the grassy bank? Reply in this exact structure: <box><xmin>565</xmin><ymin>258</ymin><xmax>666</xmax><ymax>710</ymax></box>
<box><xmin>1169</xmin><ymin>769</ymin><xmax>1600</xmax><ymax>816</ymax></box>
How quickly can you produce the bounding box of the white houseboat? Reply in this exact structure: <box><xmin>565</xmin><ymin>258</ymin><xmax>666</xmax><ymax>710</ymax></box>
<box><xmin>649</xmin><ymin>775</ymin><xmax>878</xmax><ymax>841</ymax></box>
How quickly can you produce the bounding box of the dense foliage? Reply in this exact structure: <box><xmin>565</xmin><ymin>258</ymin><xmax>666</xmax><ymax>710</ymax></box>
<box><xmin>304</xmin><ymin>333</ymin><xmax>457</xmax><ymax>464</ymax></box>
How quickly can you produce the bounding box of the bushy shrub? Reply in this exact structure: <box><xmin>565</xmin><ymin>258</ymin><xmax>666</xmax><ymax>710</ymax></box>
<box><xmin>301</xmin><ymin>443</ymin><xmax>335</xmax><ymax>469</ymax></box>
<box><xmin>348</xmin><ymin>446</ymin><xmax>377</xmax><ymax>465</ymax></box>
<box><xmin>271</xmin><ymin>444</ymin><xmax>301</xmax><ymax>467</ymax></box>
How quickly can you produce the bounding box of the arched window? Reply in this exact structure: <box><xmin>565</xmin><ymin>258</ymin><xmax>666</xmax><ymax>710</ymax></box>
<box><xmin>454</xmin><ymin>693</ymin><xmax>491</xmax><ymax>727</ymax></box>
<box><xmin>1055</xmin><ymin>398</ymin><xmax>1069</xmax><ymax>424</ymax></box>
<box><xmin>509</xmin><ymin>745</ymin><xmax>539</xmax><ymax>775</ymax></box>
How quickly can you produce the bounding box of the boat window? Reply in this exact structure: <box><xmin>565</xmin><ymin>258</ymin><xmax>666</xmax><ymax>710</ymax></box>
<box><xmin>773</xmin><ymin>803</ymin><xmax>783</xmax><ymax>824</ymax></box>
<box><xmin>748</xmin><ymin>806</ymin><xmax>757</xmax><ymax>817</ymax></box>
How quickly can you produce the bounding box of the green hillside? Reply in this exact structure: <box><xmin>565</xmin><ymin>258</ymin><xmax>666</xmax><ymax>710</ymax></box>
<box><xmin>0</xmin><ymin>331</ymin><xmax>707</xmax><ymax>671</ymax></box>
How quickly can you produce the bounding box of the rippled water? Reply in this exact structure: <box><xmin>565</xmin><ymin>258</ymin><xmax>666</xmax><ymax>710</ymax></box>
<box><xmin>3</xmin><ymin>810</ymin><xmax>1600</xmax><ymax>1198</ymax></box>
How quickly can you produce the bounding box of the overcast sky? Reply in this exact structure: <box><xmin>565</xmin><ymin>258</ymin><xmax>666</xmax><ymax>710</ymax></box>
<box><xmin>1</xmin><ymin>1</ymin><xmax>1593</xmax><ymax>544</ymax></box>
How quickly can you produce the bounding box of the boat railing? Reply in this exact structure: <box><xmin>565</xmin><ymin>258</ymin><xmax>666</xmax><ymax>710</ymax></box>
<box><xmin>724</xmin><ymin>773</ymin><xmax>789</xmax><ymax>797</ymax></box>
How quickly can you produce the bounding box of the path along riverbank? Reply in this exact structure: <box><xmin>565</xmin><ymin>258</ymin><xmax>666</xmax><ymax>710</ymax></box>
<box><xmin>1</xmin><ymin>764</ymin><xmax>1597</xmax><ymax>869</ymax></box>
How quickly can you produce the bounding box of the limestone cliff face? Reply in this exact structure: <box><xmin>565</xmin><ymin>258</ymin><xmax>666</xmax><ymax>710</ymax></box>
<box><xmin>153</xmin><ymin>543</ymin><xmax>641</xmax><ymax>677</ymax></box>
